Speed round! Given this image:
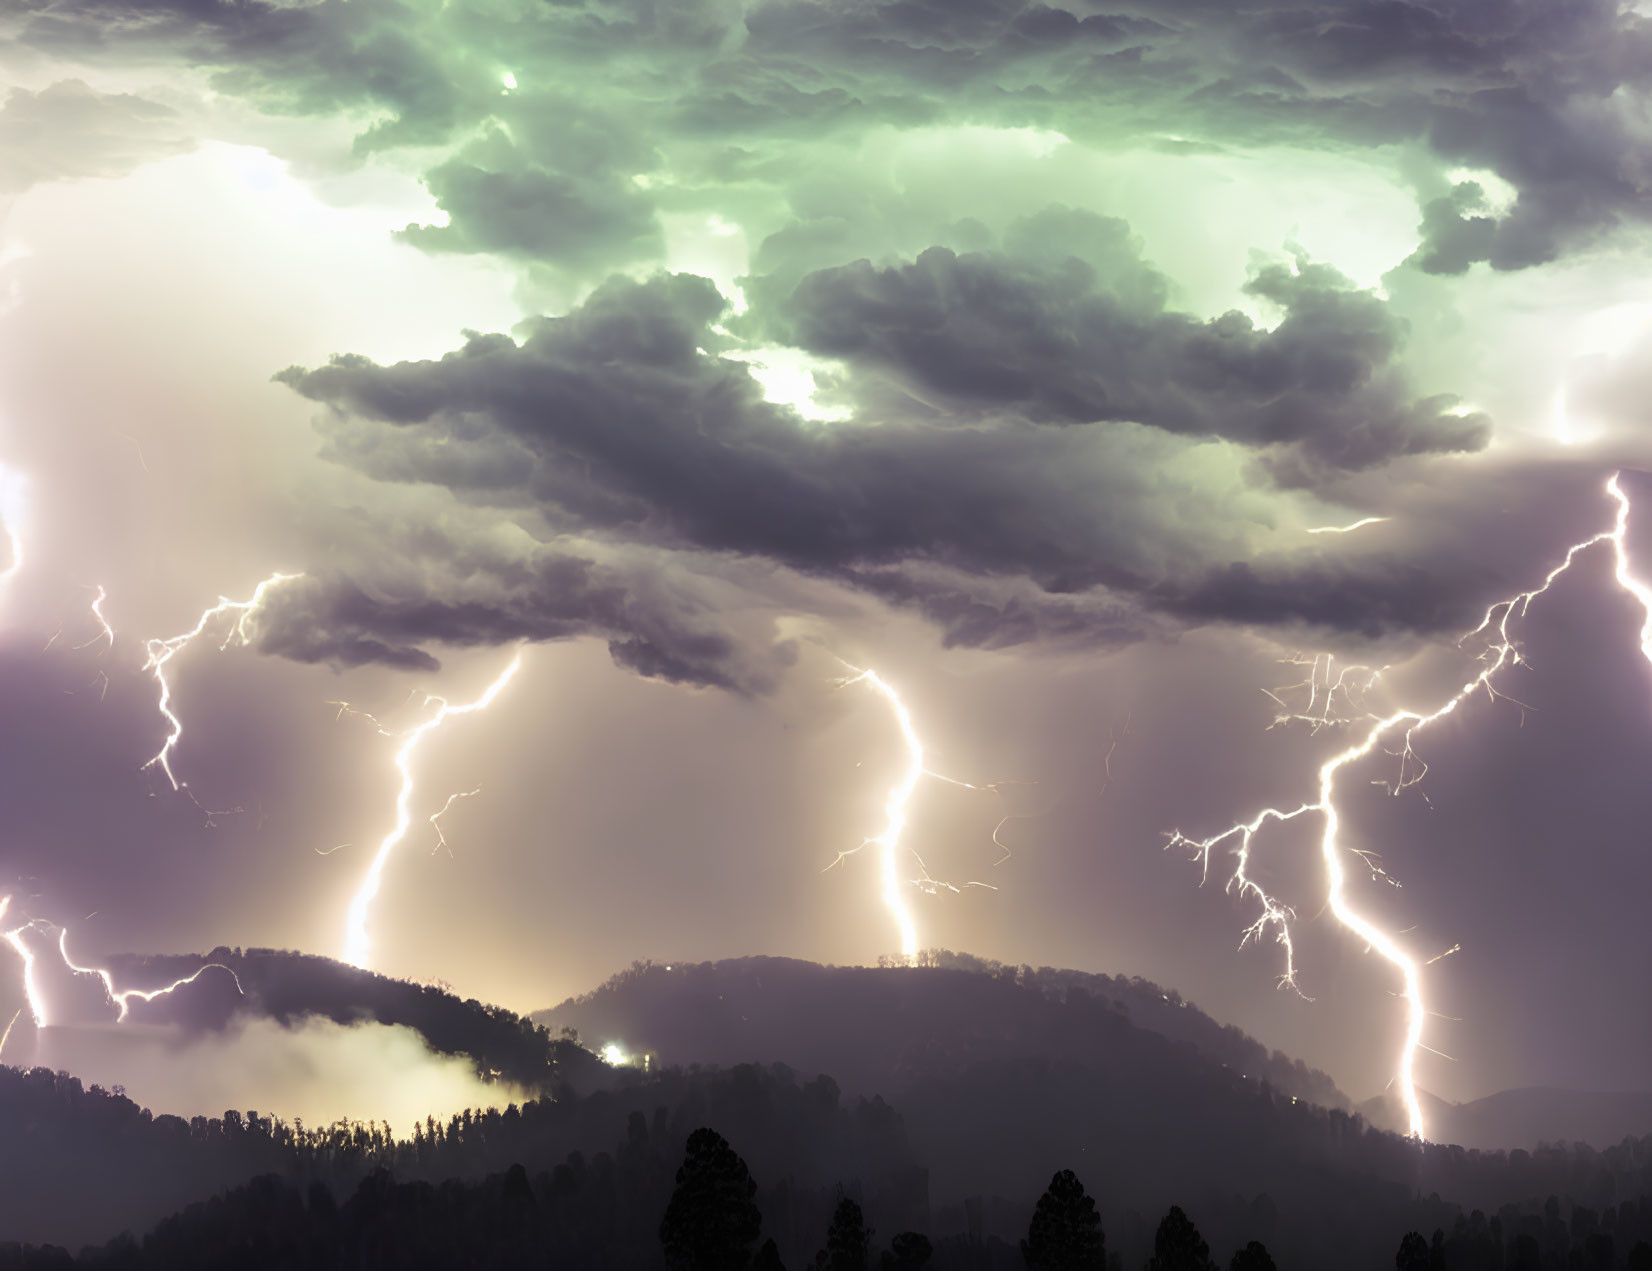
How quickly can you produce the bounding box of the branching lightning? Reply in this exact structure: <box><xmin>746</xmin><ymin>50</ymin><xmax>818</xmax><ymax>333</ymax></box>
<box><xmin>75</xmin><ymin>585</ymin><xmax>114</xmax><ymax>652</ymax></box>
<box><xmin>830</xmin><ymin>666</ymin><xmax>1009</xmax><ymax>961</ymax></box>
<box><xmin>1166</xmin><ymin>471</ymin><xmax>1652</xmax><ymax>1141</ymax></box>
<box><xmin>142</xmin><ymin>572</ymin><xmax>301</xmax><ymax>791</ymax></box>
<box><xmin>341</xmin><ymin>650</ymin><xmax>525</xmax><ymax>969</ymax></box>
<box><xmin>54</xmin><ymin>928</ymin><xmax>243</xmax><ymax>1023</ymax></box>
<box><xmin>0</xmin><ymin>895</ymin><xmax>241</xmax><ymax>1032</ymax></box>
<box><xmin>428</xmin><ymin>788</ymin><xmax>483</xmax><ymax>857</ymax></box>
<box><xmin>0</xmin><ymin>896</ymin><xmax>46</xmax><ymax>1028</ymax></box>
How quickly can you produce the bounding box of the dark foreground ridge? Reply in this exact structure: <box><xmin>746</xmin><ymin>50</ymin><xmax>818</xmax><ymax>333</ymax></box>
<box><xmin>4</xmin><ymin>950</ymin><xmax>1652</xmax><ymax>1268</ymax></box>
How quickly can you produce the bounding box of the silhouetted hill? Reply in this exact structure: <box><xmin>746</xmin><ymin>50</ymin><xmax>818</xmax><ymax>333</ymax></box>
<box><xmin>12</xmin><ymin>1052</ymin><xmax>1652</xmax><ymax>1270</ymax></box>
<box><xmin>103</xmin><ymin>948</ymin><xmax>608</xmax><ymax>1095</ymax></box>
<box><xmin>0</xmin><ymin>1060</ymin><xmax>920</xmax><ymax>1261</ymax></box>
<box><xmin>16</xmin><ymin>950</ymin><xmax>1652</xmax><ymax>1268</ymax></box>
<box><xmin>1361</xmin><ymin>1086</ymin><xmax>1652</xmax><ymax>1152</ymax></box>
<box><xmin>533</xmin><ymin>952</ymin><xmax>1349</xmax><ymax>1110</ymax></box>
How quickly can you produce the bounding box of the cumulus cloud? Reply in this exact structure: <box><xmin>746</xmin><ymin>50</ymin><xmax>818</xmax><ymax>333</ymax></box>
<box><xmin>13</xmin><ymin>0</ymin><xmax>1621</xmax><ymax>675</ymax></box>
<box><xmin>275</xmin><ymin>270</ymin><xmax>1281</xmax><ymax>583</ymax></box>
<box><xmin>268</xmin><ymin>256</ymin><xmax>1513</xmax><ymax>662</ymax></box>
<box><xmin>394</xmin><ymin>114</ymin><xmax>663</xmax><ymax>272</ymax></box>
<box><xmin>753</xmin><ymin>209</ymin><xmax>1487</xmax><ymax>467</ymax></box>
<box><xmin>0</xmin><ymin>79</ymin><xmax>192</xmax><ymax>197</ymax></box>
<box><xmin>247</xmin><ymin>550</ymin><xmax>791</xmax><ymax>695</ymax></box>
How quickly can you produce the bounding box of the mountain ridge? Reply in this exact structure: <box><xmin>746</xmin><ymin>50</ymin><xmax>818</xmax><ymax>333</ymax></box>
<box><xmin>534</xmin><ymin>950</ymin><xmax>1350</xmax><ymax>1110</ymax></box>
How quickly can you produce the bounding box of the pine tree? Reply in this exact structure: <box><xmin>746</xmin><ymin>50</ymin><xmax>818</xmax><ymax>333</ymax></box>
<box><xmin>659</xmin><ymin>1127</ymin><xmax>765</xmax><ymax>1271</ymax></box>
<box><xmin>1021</xmin><ymin>1170</ymin><xmax>1105</xmax><ymax>1271</ymax></box>
<box><xmin>883</xmin><ymin>1231</ymin><xmax>934</xmax><ymax>1270</ymax></box>
<box><xmin>1148</xmin><ymin>1206</ymin><xmax>1217</xmax><ymax>1271</ymax></box>
<box><xmin>815</xmin><ymin>1197</ymin><xmax>871</xmax><ymax>1271</ymax></box>
<box><xmin>1395</xmin><ymin>1231</ymin><xmax>1430</xmax><ymax>1271</ymax></box>
<box><xmin>1229</xmin><ymin>1240</ymin><xmax>1276</xmax><ymax>1271</ymax></box>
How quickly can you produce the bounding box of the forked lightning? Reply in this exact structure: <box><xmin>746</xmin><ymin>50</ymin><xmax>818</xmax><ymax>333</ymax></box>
<box><xmin>0</xmin><ymin>895</ymin><xmax>242</xmax><ymax>1029</ymax></box>
<box><xmin>142</xmin><ymin>572</ymin><xmax>302</xmax><ymax>790</ymax></box>
<box><xmin>341</xmin><ymin>651</ymin><xmax>525</xmax><ymax>968</ymax></box>
<box><xmin>1167</xmin><ymin>471</ymin><xmax>1652</xmax><ymax>1140</ymax></box>
<box><xmin>830</xmin><ymin>666</ymin><xmax>1004</xmax><ymax>961</ymax></box>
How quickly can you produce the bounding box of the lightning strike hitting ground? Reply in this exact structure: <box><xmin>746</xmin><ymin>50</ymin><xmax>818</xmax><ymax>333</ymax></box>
<box><xmin>141</xmin><ymin>572</ymin><xmax>301</xmax><ymax>790</ymax></box>
<box><xmin>0</xmin><ymin>1008</ymin><xmax>21</xmax><ymax>1060</ymax></box>
<box><xmin>1166</xmin><ymin>471</ymin><xmax>1652</xmax><ymax>1141</ymax></box>
<box><xmin>341</xmin><ymin>650</ymin><xmax>525</xmax><ymax>969</ymax></box>
<box><xmin>829</xmin><ymin>667</ymin><xmax>1003</xmax><ymax>960</ymax></box>
<box><xmin>0</xmin><ymin>896</ymin><xmax>47</xmax><ymax>1027</ymax></box>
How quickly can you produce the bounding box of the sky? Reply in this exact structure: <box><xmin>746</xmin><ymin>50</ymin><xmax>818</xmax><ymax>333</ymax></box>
<box><xmin>2</xmin><ymin>0</ymin><xmax>1652</xmax><ymax>1117</ymax></box>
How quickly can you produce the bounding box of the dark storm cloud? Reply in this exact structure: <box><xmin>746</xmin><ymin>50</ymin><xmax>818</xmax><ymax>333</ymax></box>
<box><xmin>842</xmin><ymin>563</ymin><xmax>1167</xmax><ymax>651</ymax></box>
<box><xmin>0</xmin><ymin>79</ymin><xmax>191</xmax><ymax>197</ymax></box>
<box><xmin>753</xmin><ymin>208</ymin><xmax>1487</xmax><ymax>468</ymax></box>
<box><xmin>1408</xmin><ymin>181</ymin><xmax>1500</xmax><ymax>275</ymax></box>
<box><xmin>15</xmin><ymin>0</ymin><xmax>1652</xmax><ymax>272</ymax></box>
<box><xmin>274</xmin><ymin>269</ymin><xmax>1258</xmax><ymax>586</ymax></box>
<box><xmin>1161</xmin><ymin>555</ymin><xmax>1484</xmax><ymax>635</ymax></box>
<box><xmin>396</xmin><ymin>156</ymin><xmax>660</xmax><ymax>270</ymax></box>
<box><xmin>244</xmin><ymin>540</ymin><xmax>786</xmax><ymax>694</ymax></box>
<box><xmin>269</xmin><ymin>262</ymin><xmax>1512</xmax><ymax>663</ymax></box>
<box><xmin>8</xmin><ymin>0</ymin><xmax>1611</xmax><ymax>671</ymax></box>
<box><xmin>393</xmin><ymin>104</ymin><xmax>664</xmax><ymax>271</ymax></box>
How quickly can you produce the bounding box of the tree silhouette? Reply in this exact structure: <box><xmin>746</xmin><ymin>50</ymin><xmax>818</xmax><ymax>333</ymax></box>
<box><xmin>1395</xmin><ymin>1232</ymin><xmax>1429</xmax><ymax>1271</ymax></box>
<box><xmin>1229</xmin><ymin>1240</ymin><xmax>1275</xmax><ymax>1271</ymax></box>
<box><xmin>1630</xmin><ymin>1241</ymin><xmax>1652</xmax><ymax>1271</ymax></box>
<box><xmin>883</xmin><ymin>1230</ymin><xmax>934</xmax><ymax>1269</ymax></box>
<box><xmin>659</xmin><ymin>1127</ymin><xmax>764</xmax><ymax>1271</ymax></box>
<box><xmin>813</xmin><ymin>1196</ymin><xmax>871</xmax><ymax>1271</ymax></box>
<box><xmin>1148</xmin><ymin>1206</ymin><xmax>1216</xmax><ymax>1271</ymax></box>
<box><xmin>756</xmin><ymin>1237</ymin><xmax>788</xmax><ymax>1271</ymax></box>
<box><xmin>1021</xmin><ymin>1169</ymin><xmax>1105</xmax><ymax>1270</ymax></box>
<box><xmin>1508</xmin><ymin>1233</ymin><xmax>1541</xmax><ymax>1271</ymax></box>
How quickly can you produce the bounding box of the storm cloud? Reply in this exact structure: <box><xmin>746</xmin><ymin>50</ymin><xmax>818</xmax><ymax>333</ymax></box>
<box><xmin>15</xmin><ymin>0</ymin><xmax>1652</xmax><ymax>273</ymax></box>
<box><xmin>245</xmin><ymin>532</ymin><xmax>793</xmax><ymax>694</ymax></box>
<box><xmin>270</xmin><ymin>249</ymin><xmax>1507</xmax><ymax>666</ymax></box>
<box><xmin>754</xmin><ymin>208</ymin><xmax>1487</xmax><ymax>467</ymax></box>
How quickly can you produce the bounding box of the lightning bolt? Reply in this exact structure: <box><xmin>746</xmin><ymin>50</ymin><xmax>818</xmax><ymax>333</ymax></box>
<box><xmin>54</xmin><ymin>928</ymin><xmax>243</xmax><ymax>1023</ymax></box>
<box><xmin>1305</xmin><ymin>516</ymin><xmax>1392</xmax><ymax>535</ymax></box>
<box><xmin>1167</xmin><ymin>471</ymin><xmax>1652</xmax><ymax>1141</ymax></box>
<box><xmin>0</xmin><ymin>1007</ymin><xmax>21</xmax><ymax>1060</ymax></box>
<box><xmin>428</xmin><ymin>788</ymin><xmax>483</xmax><ymax>857</ymax></box>
<box><xmin>830</xmin><ymin>666</ymin><xmax>1005</xmax><ymax>961</ymax></box>
<box><xmin>0</xmin><ymin>896</ymin><xmax>243</xmax><ymax>1030</ymax></box>
<box><xmin>141</xmin><ymin>572</ymin><xmax>301</xmax><ymax>791</ymax></box>
<box><xmin>0</xmin><ymin>896</ymin><xmax>47</xmax><ymax>1028</ymax></box>
<box><xmin>1607</xmin><ymin>473</ymin><xmax>1652</xmax><ymax>662</ymax></box>
<box><xmin>342</xmin><ymin>650</ymin><xmax>525</xmax><ymax>969</ymax></box>
<box><xmin>74</xmin><ymin>584</ymin><xmax>114</xmax><ymax>652</ymax></box>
